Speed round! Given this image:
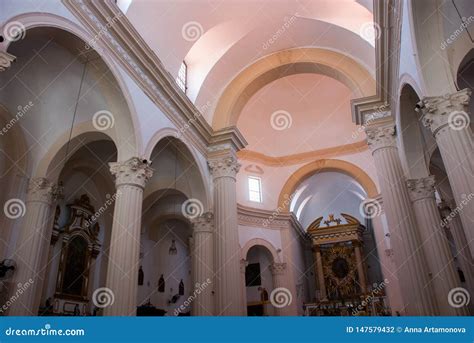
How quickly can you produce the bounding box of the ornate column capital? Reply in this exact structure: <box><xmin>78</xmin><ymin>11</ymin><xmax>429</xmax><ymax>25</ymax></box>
<box><xmin>406</xmin><ymin>175</ymin><xmax>436</xmax><ymax>202</ymax></box>
<box><xmin>208</xmin><ymin>155</ymin><xmax>241</xmax><ymax>179</ymax></box>
<box><xmin>420</xmin><ymin>89</ymin><xmax>471</xmax><ymax>135</ymax></box>
<box><xmin>27</xmin><ymin>177</ymin><xmax>58</xmax><ymax>204</ymax></box>
<box><xmin>270</xmin><ymin>262</ymin><xmax>287</xmax><ymax>276</ymax></box>
<box><xmin>109</xmin><ymin>157</ymin><xmax>153</xmax><ymax>189</ymax></box>
<box><xmin>192</xmin><ymin>212</ymin><xmax>214</xmax><ymax>233</ymax></box>
<box><xmin>365</xmin><ymin>123</ymin><xmax>397</xmax><ymax>153</ymax></box>
<box><xmin>0</xmin><ymin>51</ymin><xmax>16</xmax><ymax>72</ymax></box>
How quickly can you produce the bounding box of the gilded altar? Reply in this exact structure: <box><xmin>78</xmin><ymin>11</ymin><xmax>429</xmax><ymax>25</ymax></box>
<box><xmin>304</xmin><ymin>214</ymin><xmax>389</xmax><ymax>316</ymax></box>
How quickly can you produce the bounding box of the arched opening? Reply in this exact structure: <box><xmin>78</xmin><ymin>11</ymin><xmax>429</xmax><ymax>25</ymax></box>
<box><xmin>244</xmin><ymin>245</ymin><xmax>275</xmax><ymax>316</ymax></box>
<box><xmin>457</xmin><ymin>48</ymin><xmax>474</xmax><ymax>129</ymax></box>
<box><xmin>398</xmin><ymin>83</ymin><xmax>434</xmax><ymax>178</ymax></box>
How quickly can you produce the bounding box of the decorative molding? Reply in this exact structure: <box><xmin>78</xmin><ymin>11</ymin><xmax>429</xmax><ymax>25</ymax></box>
<box><xmin>365</xmin><ymin>119</ymin><xmax>397</xmax><ymax>153</ymax></box>
<box><xmin>0</xmin><ymin>51</ymin><xmax>16</xmax><ymax>72</ymax></box>
<box><xmin>109</xmin><ymin>157</ymin><xmax>153</xmax><ymax>189</ymax></box>
<box><xmin>27</xmin><ymin>177</ymin><xmax>57</xmax><ymax>203</ymax></box>
<box><xmin>351</xmin><ymin>0</ymin><xmax>402</xmax><ymax>125</ymax></box>
<box><xmin>208</xmin><ymin>155</ymin><xmax>241</xmax><ymax>179</ymax></box>
<box><xmin>420</xmin><ymin>89</ymin><xmax>472</xmax><ymax>136</ymax></box>
<box><xmin>191</xmin><ymin>212</ymin><xmax>214</xmax><ymax>233</ymax></box>
<box><xmin>406</xmin><ymin>176</ymin><xmax>436</xmax><ymax>202</ymax></box>
<box><xmin>270</xmin><ymin>262</ymin><xmax>287</xmax><ymax>275</ymax></box>
<box><xmin>237</xmin><ymin>140</ymin><xmax>368</xmax><ymax>166</ymax></box>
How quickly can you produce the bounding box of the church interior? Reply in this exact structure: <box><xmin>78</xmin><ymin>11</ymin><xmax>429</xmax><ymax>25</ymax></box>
<box><xmin>0</xmin><ymin>0</ymin><xmax>473</xmax><ymax>317</ymax></box>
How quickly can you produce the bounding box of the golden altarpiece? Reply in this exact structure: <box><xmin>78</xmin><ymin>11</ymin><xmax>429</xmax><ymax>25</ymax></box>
<box><xmin>304</xmin><ymin>214</ymin><xmax>389</xmax><ymax>316</ymax></box>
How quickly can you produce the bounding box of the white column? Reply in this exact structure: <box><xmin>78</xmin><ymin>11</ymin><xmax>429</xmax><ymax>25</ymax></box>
<box><xmin>353</xmin><ymin>241</ymin><xmax>367</xmax><ymax>293</ymax></box>
<box><xmin>365</xmin><ymin>121</ymin><xmax>438</xmax><ymax>315</ymax></box>
<box><xmin>269</xmin><ymin>262</ymin><xmax>294</xmax><ymax>316</ymax></box>
<box><xmin>407</xmin><ymin>176</ymin><xmax>468</xmax><ymax>315</ymax></box>
<box><xmin>191</xmin><ymin>212</ymin><xmax>214</xmax><ymax>316</ymax></box>
<box><xmin>103</xmin><ymin>157</ymin><xmax>153</xmax><ymax>316</ymax></box>
<box><xmin>421</xmin><ymin>89</ymin><xmax>474</xmax><ymax>257</ymax></box>
<box><xmin>208</xmin><ymin>153</ymin><xmax>243</xmax><ymax>316</ymax></box>
<box><xmin>9</xmin><ymin>178</ymin><xmax>58</xmax><ymax>316</ymax></box>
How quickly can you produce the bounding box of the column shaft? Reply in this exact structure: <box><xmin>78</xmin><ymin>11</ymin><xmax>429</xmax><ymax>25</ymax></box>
<box><xmin>353</xmin><ymin>242</ymin><xmax>367</xmax><ymax>293</ymax></box>
<box><xmin>103</xmin><ymin>158</ymin><xmax>152</xmax><ymax>316</ymax></box>
<box><xmin>9</xmin><ymin>178</ymin><xmax>57</xmax><ymax>316</ymax></box>
<box><xmin>421</xmin><ymin>89</ymin><xmax>474</xmax><ymax>257</ymax></box>
<box><xmin>209</xmin><ymin>155</ymin><xmax>242</xmax><ymax>315</ymax></box>
<box><xmin>407</xmin><ymin>177</ymin><xmax>468</xmax><ymax>315</ymax></box>
<box><xmin>366</xmin><ymin>122</ymin><xmax>438</xmax><ymax>315</ymax></box>
<box><xmin>191</xmin><ymin>212</ymin><xmax>214</xmax><ymax>316</ymax></box>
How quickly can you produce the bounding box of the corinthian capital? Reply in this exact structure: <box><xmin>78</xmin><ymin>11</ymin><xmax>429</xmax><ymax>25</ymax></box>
<box><xmin>365</xmin><ymin>123</ymin><xmax>397</xmax><ymax>153</ymax></box>
<box><xmin>27</xmin><ymin>177</ymin><xmax>56</xmax><ymax>203</ymax></box>
<box><xmin>208</xmin><ymin>155</ymin><xmax>241</xmax><ymax>179</ymax></box>
<box><xmin>191</xmin><ymin>212</ymin><xmax>214</xmax><ymax>233</ymax></box>
<box><xmin>406</xmin><ymin>175</ymin><xmax>436</xmax><ymax>202</ymax></box>
<box><xmin>270</xmin><ymin>262</ymin><xmax>287</xmax><ymax>275</ymax></box>
<box><xmin>420</xmin><ymin>89</ymin><xmax>472</xmax><ymax>135</ymax></box>
<box><xmin>109</xmin><ymin>157</ymin><xmax>153</xmax><ymax>189</ymax></box>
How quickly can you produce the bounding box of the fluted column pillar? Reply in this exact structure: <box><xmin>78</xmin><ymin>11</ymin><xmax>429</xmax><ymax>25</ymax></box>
<box><xmin>208</xmin><ymin>153</ymin><xmax>242</xmax><ymax>315</ymax></box>
<box><xmin>191</xmin><ymin>212</ymin><xmax>215</xmax><ymax>316</ymax></box>
<box><xmin>269</xmin><ymin>262</ymin><xmax>291</xmax><ymax>316</ymax></box>
<box><xmin>10</xmin><ymin>178</ymin><xmax>58</xmax><ymax>316</ymax></box>
<box><xmin>421</xmin><ymin>89</ymin><xmax>474</xmax><ymax>257</ymax></box>
<box><xmin>407</xmin><ymin>176</ymin><xmax>468</xmax><ymax>315</ymax></box>
<box><xmin>353</xmin><ymin>241</ymin><xmax>367</xmax><ymax>293</ymax></box>
<box><xmin>104</xmin><ymin>157</ymin><xmax>153</xmax><ymax>316</ymax></box>
<box><xmin>365</xmin><ymin>120</ymin><xmax>438</xmax><ymax>315</ymax></box>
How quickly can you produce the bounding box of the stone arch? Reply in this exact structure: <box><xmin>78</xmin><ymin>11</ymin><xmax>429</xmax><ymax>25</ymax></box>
<box><xmin>212</xmin><ymin>48</ymin><xmax>375</xmax><ymax>130</ymax></box>
<box><xmin>241</xmin><ymin>238</ymin><xmax>281</xmax><ymax>263</ymax></box>
<box><xmin>145</xmin><ymin>133</ymin><xmax>211</xmax><ymax>210</ymax></box>
<box><xmin>2</xmin><ymin>14</ymin><xmax>141</xmax><ymax>160</ymax></box>
<box><xmin>278</xmin><ymin>159</ymin><xmax>378</xmax><ymax>211</ymax></box>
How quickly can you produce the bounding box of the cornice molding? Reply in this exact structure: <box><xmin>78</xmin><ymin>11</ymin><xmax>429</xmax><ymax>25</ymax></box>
<box><xmin>62</xmin><ymin>0</ymin><xmax>246</xmax><ymax>156</ymax></box>
<box><xmin>237</xmin><ymin>204</ymin><xmax>308</xmax><ymax>240</ymax></box>
<box><xmin>352</xmin><ymin>0</ymin><xmax>402</xmax><ymax>125</ymax></box>
<box><xmin>237</xmin><ymin>140</ymin><xmax>368</xmax><ymax>166</ymax></box>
